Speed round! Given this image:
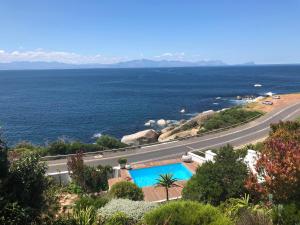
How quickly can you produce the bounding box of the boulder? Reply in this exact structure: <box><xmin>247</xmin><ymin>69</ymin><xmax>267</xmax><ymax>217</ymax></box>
<box><xmin>121</xmin><ymin>129</ymin><xmax>159</xmax><ymax>146</ymax></box>
<box><xmin>157</xmin><ymin>119</ymin><xmax>167</xmax><ymax>127</ymax></box>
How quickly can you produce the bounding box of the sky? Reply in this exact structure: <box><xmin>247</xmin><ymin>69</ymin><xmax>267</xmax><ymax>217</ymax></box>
<box><xmin>0</xmin><ymin>0</ymin><xmax>299</xmax><ymax>64</ymax></box>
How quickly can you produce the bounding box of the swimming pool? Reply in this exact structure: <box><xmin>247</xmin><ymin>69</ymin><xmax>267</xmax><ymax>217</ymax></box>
<box><xmin>129</xmin><ymin>163</ymin><xmax>193</xmax><ymax>188</ymax></box>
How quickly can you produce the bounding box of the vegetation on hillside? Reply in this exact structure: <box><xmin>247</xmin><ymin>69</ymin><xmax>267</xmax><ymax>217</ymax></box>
<box><xmin>8</xmin><ymin>135</ymin><xmax>127</xmax><ymax>158</ymax></box>
<box><xmin>200</xmin><ymin>107</ymin><xmax>263</xmax><ymax>132</ymax></box>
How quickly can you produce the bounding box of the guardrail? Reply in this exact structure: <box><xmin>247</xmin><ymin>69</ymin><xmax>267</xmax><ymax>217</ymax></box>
<box><xmin>41</xmin><ymin>112</ymin><xmax>263</xmax><ymax>161</ymax></box>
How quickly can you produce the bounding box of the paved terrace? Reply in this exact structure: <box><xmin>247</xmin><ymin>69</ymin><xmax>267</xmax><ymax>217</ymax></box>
<box><xmin>108</xmin><ymin>158</ymin><xmax>199</xmax><ymax>202</ymax></box>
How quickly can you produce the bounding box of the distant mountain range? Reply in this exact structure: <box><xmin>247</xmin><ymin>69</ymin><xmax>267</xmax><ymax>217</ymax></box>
<box><xmin>0</xmin><ymin>59</ymin><xmax>253</xmax><ymax>70</ymax></box>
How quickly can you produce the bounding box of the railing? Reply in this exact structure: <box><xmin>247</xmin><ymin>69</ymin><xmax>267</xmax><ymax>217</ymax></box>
<box><xmin>41</xmin><ymin>113</ymin><xmax>263</xmax><ymax>161</ymax></box>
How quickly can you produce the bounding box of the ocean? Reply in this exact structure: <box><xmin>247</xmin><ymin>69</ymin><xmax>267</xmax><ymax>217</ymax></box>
<box><xmin>0</xmin><ymin>65</ymin><xmax>299</xmax><ymax>145</ymax></box>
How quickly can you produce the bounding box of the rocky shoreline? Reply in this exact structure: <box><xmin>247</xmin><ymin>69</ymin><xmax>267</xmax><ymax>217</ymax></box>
<box><xmin>120</xmin><ymin>93</ymin><xmax>300</xmax><ymax>146</ymax></box>
<box><xmin>120</xmin><ymin>109</ymin><xmax>217</xmax><ymax>146</ymax></box>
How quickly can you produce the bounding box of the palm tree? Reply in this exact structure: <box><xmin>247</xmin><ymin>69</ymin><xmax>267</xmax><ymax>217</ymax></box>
<box><xmin>156</xmin><ymin>173</ymin><xmax>179</xmax><ymax>201</ymax></box>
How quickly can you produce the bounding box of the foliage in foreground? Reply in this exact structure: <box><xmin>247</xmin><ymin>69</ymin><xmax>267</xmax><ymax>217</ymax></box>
<box><xmin>245</xmin><ymin>120</ymin><xmax>300</xmax><ymax>203</ymax></box>
<box><xmin>98</xmin><ymin>198</ymin><xmax>157</xmax><ymax>223</ymax></box>
<box><xmin>109</xmin><ymin>181</ymin><xmax>144</xmax><ymax>201</ymax></box>
<box><xmin>143</xmin><ymin>200</ymin><xmax>233</xmax><ymax>225</ymax></box>
<box><xmin>0</xmin><ymin>139</ymin><xmax>58</xmax><ymax>224</ymax></box>
<box><xmin>74</xmin><ymin>195</ymin><xmax>109</xmax><ymax>211</ymax></box>
<box><xmin>183</xmin><ymin>145</ymin><xmax>248</xmax><ymax>205</ymax></box>
<box><xmin>67</xmin><ymin>152</ymin><xmax>112</xmax><ymax>193</ymax></box>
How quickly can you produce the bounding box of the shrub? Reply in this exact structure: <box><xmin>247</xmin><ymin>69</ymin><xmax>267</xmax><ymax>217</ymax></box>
<box><xmin>236</xmin><ymin>209</ymin><xmax>272</xmax><ymax>225</ymax></box>
<box><xmin>103</xmin><ymin>212</ymin><xmax>132</xmax><ymax>225</ymax></box>
<box><xmin>183</xmin><ymin>145</ymin><xmax>248</xmax><ymax>205</ymax></box>
<box><xmin>67</xmin><ymin>181</ymin><xmax>84</xmax><ymax>195</ymax></box>
<box><xmin>143</xmin><ymin>200</ymin><xmax>233</xmax><ymax>225</ymax></box>
<box><xmin>245</xmin><ymin>121</ymin><xmax>300</xmax><ymax>203</ymax></box>
<box><xmin>96</xmin><ymin>135</ymin><xmax>127</xmax><ymax>149</ymax></box>
<box><xmin>6</xmin><ymin>153</ymin><xmax>48</xmax><ymax>210</ymax></box>
<box><xmin>52</xmin><ymin>217</ymin><xmax>77</xmax><ymax>225</ymax></box>
<box><xmin>67</xmin><ymin>152</ymin><xmax>112</xmax><ymax>193</ymax></box>
<box><xmin>272</xmin><ymin>202</ymin><xmax>300</xmax><ymax>225</ymax></box>
<box><xmin>202</xmin><ymin>107</ymin><xmax>262</xmax><ymax>132</ymax></box>
<box><xmin>98</xmin><ymin>199</ymin><xmax>157</xmax><ymax>223</ymax></box>
<box><xmin>74</xmin><ymin>195</ymin><xmax>109</xmax><ymax>210</ymax></box>
<box><xmin>118</xmin><ymin>158</ymin><xmax>127</xmax><ymax>165</ymax></box>
<box><xmin>47</xmin><ymin>140</ymin><xmax>104</xmax><ymax>155</ymax></box>
<box><xmin>72</xmin><ymin>207</ymin><xmax>97</xmax><ymax>225</ymax></box>
<box><xmin>0</xmin><ymin>202</ymin><xmax>32</xmax><ymax>225</ymax></box>
<box><xmin>109</xmin><ymin>181</ymin><xmax>144</xmax><ymax>201</ymax></box>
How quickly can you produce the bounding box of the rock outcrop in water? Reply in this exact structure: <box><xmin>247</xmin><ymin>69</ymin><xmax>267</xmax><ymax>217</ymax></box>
<box><xmin>121</xmin><ymin>129</ymin><xmax>159</xmax><ymax>146</ymax></box>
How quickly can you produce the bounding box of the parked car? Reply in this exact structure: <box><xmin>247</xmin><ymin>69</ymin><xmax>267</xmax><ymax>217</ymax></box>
<box><xmin>272</xmin><ymin>95</ymin><xmax>280</xmax><ymax>99</ymax></box>
<box><xmin>262</xmin><ymin>100</ymin><xmax>273</xmax><ymax>105</ymax></box>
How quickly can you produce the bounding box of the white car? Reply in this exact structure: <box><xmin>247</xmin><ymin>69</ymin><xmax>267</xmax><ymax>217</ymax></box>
<box><xmin>262</xmin><ymin>101</ymin><xmax>273</xmax><ymax>105</ymax></box>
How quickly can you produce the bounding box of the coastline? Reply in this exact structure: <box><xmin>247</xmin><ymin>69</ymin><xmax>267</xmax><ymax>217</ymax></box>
<box><xmin>122</xmin><ymin>92</ymin><xmax>300</xmax><ymax>145</ymax></box>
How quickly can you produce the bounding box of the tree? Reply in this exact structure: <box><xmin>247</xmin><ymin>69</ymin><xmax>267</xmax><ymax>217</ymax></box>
<box><xmin>156</xmin><ymin>173</ymin><xmax>178</xmax><ymax>201</ymax></box>
<box><xmin>67</xmin><ymin>152</ymin><xmax>112</xmax><ymax>192</ymax></box>
<box><xmin>183</xmin><ymin>145</ymin><xmax>248</xmax><ymax>205</ymax></box>
<box><xmin>109</xmin><ymin>181</ymin><xmax>144</xmax><ymax>201</ymax></box>
<box><xmin>245</xmin><ymin>121</ymin><xmax>300</xmax><ymax>203</ymax></box>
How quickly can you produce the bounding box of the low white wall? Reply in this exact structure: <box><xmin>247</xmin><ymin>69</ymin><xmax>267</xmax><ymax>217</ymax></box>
<box><xmin>188</xmin><ymin>152</ymin><xmax>206</xmax><ymax>164</ymax></box>
<box><xmin>47</xmin><ymin>171</ymin><xmax>71</xmax><ymax>185</ymax></box>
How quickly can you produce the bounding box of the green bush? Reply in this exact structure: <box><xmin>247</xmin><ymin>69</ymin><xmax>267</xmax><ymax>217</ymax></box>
<box><xmin>183</xmin><ymin>145</ymin><xmax>248</xmax><ymax>205</ymax></box>
<box><xmin>272</xmin><ymin>203</ymin><xmax>300</xmax><ymax>225</ymax></box>
<box><xmin>96</xmin><ymin>135</ymin><xmax>127</xmax><ymax>149</ymax></box>
<box><xmin>67</xmin><ymin>182</ymin><xmax>84</xmax><ymax>195</ymax></box>
<box><xmin>74</xmin><ymin>195</ymin><xmax>108</xmax><ymax>210</ymax></box>
<box><xmin>109</xmin><ymin>181</ymin><xmax>144</xmax><ymax>201</ymax></box>
<box><xmin>118</xmin><ymin>158</ymin><xmax>127</xmax><ymax>164</ymax></box>
<box><xmin>143</xmin><ymin>200</ymin><xmax>233</xmax><ymax>225</ymax></box>
<box><xmin>201</xmin><ymin>107</ymin><xmax>262</xmax><ymax>132</ymax></box>
<box><xmin>67</xmin><ymin>152</ymin><xmax>112</xmax><ymax>193</ymax></box>
<box><xmin>104</xmin><ymin>212</ymin><xmax>132</xmax><ymax>225</ymax></box>
<box><xmin>48</xmin><ymin>140</ymin><xmax>104</xmax><ymax>155</ymax></box>
<box><xmin>0</xmin><ymin>202</ymin><xmax>32</xmax><ymax>225</ymax></box>
<box><xmin>6</xmin><ymin>153</ymin><xmax>48</xmax><ymax>210</ymax></box>
<box><xmin>72</xmin><ymin>207</ymin><xmax>96</xmax><ymax>225</ymax></box>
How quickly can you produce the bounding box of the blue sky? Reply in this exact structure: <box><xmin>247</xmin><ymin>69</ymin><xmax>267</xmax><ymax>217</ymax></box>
<box><xmin>0</xmin><ymin>0</ymin><xmax>299</xmax><ymax>64</ymax></box>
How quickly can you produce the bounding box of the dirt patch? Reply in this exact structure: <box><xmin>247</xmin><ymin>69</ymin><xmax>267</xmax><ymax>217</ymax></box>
<box><xmin>245</xmin><ymin>93</ymin><xmax>300</xmax><ymax>113</ymax></box>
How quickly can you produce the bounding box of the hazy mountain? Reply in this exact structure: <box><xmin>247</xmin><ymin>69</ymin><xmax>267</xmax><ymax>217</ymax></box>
<box><xmin>0</xmin><ymin>59</ymin><xmax>227</xmax><ymax>70</ymax></box>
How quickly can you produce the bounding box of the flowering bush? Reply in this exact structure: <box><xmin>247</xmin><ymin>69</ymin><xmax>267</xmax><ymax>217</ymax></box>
<box><xmin>98</xmin><ymin>199</ymin><xmax>157</xmax><ymax>223</ymax></box>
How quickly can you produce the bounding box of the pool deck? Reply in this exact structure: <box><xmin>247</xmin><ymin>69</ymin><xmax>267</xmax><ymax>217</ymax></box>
<box><xmin>108</xmin><ymin>158</ymin><xmax>199</xmax><ymax>202</ymax></box>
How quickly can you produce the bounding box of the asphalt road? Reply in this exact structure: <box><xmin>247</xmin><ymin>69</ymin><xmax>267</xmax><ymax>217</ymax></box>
<box><xmin>47</xmin><ymin>101</ymin><xmax>300</xmax><ymax>173</ymax></box>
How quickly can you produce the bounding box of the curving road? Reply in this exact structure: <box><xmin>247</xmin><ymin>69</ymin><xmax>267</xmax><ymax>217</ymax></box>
<box><xmin>46</xmin><ymin>101</ymin><xmax>300</xmax><ymax>173</ymax></box>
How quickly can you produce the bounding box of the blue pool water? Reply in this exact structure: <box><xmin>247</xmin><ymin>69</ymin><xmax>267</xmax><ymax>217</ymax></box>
<box><xmin>129</xmin><ymin>163</ymin><xmax>193</xmax><ymax>188</ymax></box>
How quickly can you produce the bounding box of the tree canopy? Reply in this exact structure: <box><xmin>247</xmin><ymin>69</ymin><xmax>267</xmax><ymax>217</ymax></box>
<box><xmin>183</xmin><ymin>145</ymin><xmax>248</xmax><ymax>205</ymax></box>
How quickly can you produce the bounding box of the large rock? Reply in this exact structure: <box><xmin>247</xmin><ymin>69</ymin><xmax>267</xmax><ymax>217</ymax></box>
<box><xmin>157</xmin><ymin>119</ymin><xmax>167</xmax><ymax>127</ymax></box>
<box><xmin>121</xmin><ymin>129</ymin><xmax>159</xmax><ymax>146</ymax></box>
